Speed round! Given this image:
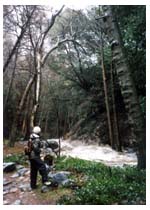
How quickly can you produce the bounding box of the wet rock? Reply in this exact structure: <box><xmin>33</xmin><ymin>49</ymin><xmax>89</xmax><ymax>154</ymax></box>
<box><xmin>3</xmin><ymin>190</ymin><xmax>9</xmax><ymax>195</ymax></box>
<box><xmin>61</xmin><ymin>171</ymin><xmax>71</xmax><ymax>176</ymax></box>
<box><xmin>41</xmin><ymin>185</ymin><xmax>49</xmax><ymax>193</ymax></box>
<box><xmin>46</xmin><ymin>139</ymin><xmax>59</xmax><ymax>150</ymax></box>
<box><xmin>17</xmin><ymin>168</ymin><xmax>29</xmax><ymax>176</ymax></box>
<box><xmin>25</xmin><ymin>170</ymin><xmax>30</xmax><ymax>175</ymax></box>
<box><xmin>23</xmin><ymin>177</ymin><xmax>30</xmax><ymax>182</ymax></box>
<box><xmin>3</xmin><ymin>185</ymin><xmax>11</xmax><ymax>191</ymax></box>
<box><xmin>3</xmin><ymin>162</ymin><xmax>16</xmax><ymax>172</ymax></box>
<box><xmin>9</xmin><ymin>187</ymin><xmax>18</xmax><ymax>193</ymax></box>
<box><xmin>61</xmin><ymin>179</ymin><xmax>75</xmax><ymax>187</ymax></box>
<box><xmin>18</xmin><ymin>176</ymin><xmax>24</xmax><ymax>181</ymax></box>
<box><xmin>12</xmin><ymin>199</ymin><xmax>22</xmax><ymax>205</ymax></box>
<box><xmin>19</xmin><ymin>183</ymin><xmax>31</xmax><ymax>192</ymax></box>
<box><xmin>48</xmin><ymin>171</ymin><xmax>70</xmax><ymax>184</ymax></box>
<box><xmin>11</xmin><ymin>173</ymin><xmax>20</xmax><ymax>178</ymax></box>
<box><xmin>16</xmin><ymin>165</ymin><xmax>24</xmax><ymax>170</ymax></box>
<box><xmin>3</xmin><ymin>180</ymin><xmax>12</xmax><ymax>186</ymax></box>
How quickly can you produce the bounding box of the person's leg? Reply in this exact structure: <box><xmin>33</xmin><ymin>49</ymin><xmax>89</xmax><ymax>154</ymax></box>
<box><xmin>36</xmin><ymin>158</ymin><xmax>48</xmax><ymax>184</ymax></box>
<box><xmin>30</xmin><ymin>159</ymin><xmax>38</xmax><ymax>189</ymax></box>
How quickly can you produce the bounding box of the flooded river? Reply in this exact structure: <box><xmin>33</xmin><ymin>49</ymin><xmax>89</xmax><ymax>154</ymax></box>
<box><xmin>59</xmin><ymin>139</ymin><xmax>137</xmax><ymax>167</ymax></box>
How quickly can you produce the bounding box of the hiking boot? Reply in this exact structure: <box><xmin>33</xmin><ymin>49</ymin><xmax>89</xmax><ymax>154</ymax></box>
<box><xmin>31</xmin><ymin>185</ymin><xmax>37</xmax><ymax>190</ymax></box>
<box><xmin>43</xmin><ymin>181</ymin><xmax>51</xmax><ymax>186</ymax></box>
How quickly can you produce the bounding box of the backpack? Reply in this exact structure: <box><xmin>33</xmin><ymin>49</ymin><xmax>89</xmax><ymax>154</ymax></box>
<box><xmin>24</xmin><ymin>139</ymin><xmax>33</xmax><ymax>156</ymax></box>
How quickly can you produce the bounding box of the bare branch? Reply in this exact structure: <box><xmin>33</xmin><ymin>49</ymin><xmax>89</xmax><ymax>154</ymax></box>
<box><xmin>3</xmin><ymin>6</ymin><xmax>37</xmax><ymax>73</ymax></box>
<box><xmin>39</xmin><ymin>5</ymin><xmax>65</xmax><ymax>49</ymax></box>
<box><xmin>41</xmin><ymin>38</ymin><xmax>86</xmax><ymax>67</ymax></box>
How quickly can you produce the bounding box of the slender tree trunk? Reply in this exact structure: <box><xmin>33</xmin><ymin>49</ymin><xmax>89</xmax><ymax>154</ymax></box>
<box><xmin>100</xmin><ymin>30</ymin><xmax>114</xmax><ymax>148</ymax></box>
<box><xmin>30</xmin><ymin>104</ymin><xmax>39</xmax><ymax>129</ymax></box>
<box><xmin>102</xmin><ymin>6</ymin><xmax>146</xmax><ymax>168</ymax></box>
<box><xmin>9</xmin><ymin>75</ymin><xmax>35</xmax><ymax>146</ymax></box>
<box><xmin>57</xmin><ymin>111</ymin><xmax>61</xmax><ymax>157</ymax></box>
<box><xmin>110</xmin><ymin>58</ymin><xmax>122</xmax><ymax>151</ymax></box>
<box><xmin>54</xmin><ymin>100</ymin><xmax>61</xmax><ymax>157</ymax></box>
<box><xmin>38</xmin><ymin>95</ymin><xmax>46</xmax><ymax>125</ymax></box>
<box><xmin>30</xmin><ymin>51</ymin><xmax>41</xmax><ymax>129</ymax></box>
<box><xmin>21</xmin><ymin>93</ymin><xmax>30</xmax><ymax>136</ymax></box>
<box><xmin>24</xmin><ymin>93</ymin><xmax>33</xmax><ymax>140</ymax></box>
<box><xmin>4</xmin><ymin>49</ymin><xmax>18</xmax><ymax>112</ymax></box>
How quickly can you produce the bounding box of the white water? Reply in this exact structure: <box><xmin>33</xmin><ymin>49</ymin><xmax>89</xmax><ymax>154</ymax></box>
<box><xmin>58</xmin><ymin>139</ymin><xmax>137</xmax><ymax>167</ymax></box>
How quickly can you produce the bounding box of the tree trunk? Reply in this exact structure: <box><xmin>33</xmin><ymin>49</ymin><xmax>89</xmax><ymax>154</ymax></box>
<box><xmin>38</xmin><ymin>95</ymin><xmax>46</xmax><ymax>125</ymax></box>
<box><xmin>100</xmin><ymin>30</ymin><xmax>114</xmax><ymax>148</ymax></box>
<box><xmin>23</xmin><ymin>93</ymin><xmax>33</xmax><ymax>140</ymax></box>
<box><xmin>110</xmin><ymin>58</ymin><xmax>122</xmax><ymax>151</ymax></box>
<box><xmin>56</xmin><ymin>109</ymin><xmax>61</xmax><ymax>157</ymax></box>
<box><xmin>30</xmin><ymin>104</ymin><xmax>39</xmax><ymax>130</ymax></box>
<box><xmin>30</xmin><ymin>51</ymin><xmax>41</xmax><ymax>129</ymax></box>
<box><xmin>21</xmin><ymin>93</ymin><xmax>30</xmax><ymax>137</ymax></box>
<box><xmin>9</xmin><ymin>75</ymin><xmax>35</xmax><ymax>146</ymax></box>
<box><xmin>4</xmin><ymin>49</ymin><xmax>18</xmax><ymax>113</ymax></box>
<box><xmin>102</xmin><ymin>6</ymin><xmax>146</xmax><ymax>168</ymax></box>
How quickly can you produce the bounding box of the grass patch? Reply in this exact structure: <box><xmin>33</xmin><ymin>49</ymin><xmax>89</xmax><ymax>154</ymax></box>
<box><xmin>55</xmin><ymin>156</ymin><xmax>146</xmax><ymax>205</ymax></box>
<box><xmin>36</xmin><ymin>187</ymin><xmax>72</xmax><ymax>205</ymax></box>
<box><xmin>3</xmin><ymin>153</ymin><xmax>27</xmax><ymax>165</ymax></box>
<box><xmin>3</xmin><ymin>141</ymin><xmax>27</xmax><ymax>166</ymax></box>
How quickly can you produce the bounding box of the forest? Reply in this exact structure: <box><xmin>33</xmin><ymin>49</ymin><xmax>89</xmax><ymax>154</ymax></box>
<box><xmin>3</xmin><ymin>5</ymin><xmax>146</xmax><ymax>205</ymax></box>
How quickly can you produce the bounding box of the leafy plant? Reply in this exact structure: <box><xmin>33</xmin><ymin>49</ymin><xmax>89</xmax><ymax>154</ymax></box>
<box><xmin>56</xmin><ymin>156</ymin><xmax>146</xmax><ymax>205</ymax></box>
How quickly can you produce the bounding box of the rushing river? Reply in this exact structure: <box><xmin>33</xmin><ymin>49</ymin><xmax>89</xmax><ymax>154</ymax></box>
<box><xmin>58</xmin><ymin>139</ymin><xmax>137</xmax><ymax>167</ymax></box>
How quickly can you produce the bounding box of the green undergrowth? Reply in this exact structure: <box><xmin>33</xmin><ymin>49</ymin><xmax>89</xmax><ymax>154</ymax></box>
<box><xmin>3</xmin><ymin>153</ymin><xmax>27</xmax><ymax>166</ymax></box>
<box><xmin>55</xmin><ymin>156</ymin><xmax>146</xmax><ymax>205</ymax></box>
<box><xmin>3</xmin><ymin>153</ymin><xmax>146</xmax><ymax>205</ymax></box>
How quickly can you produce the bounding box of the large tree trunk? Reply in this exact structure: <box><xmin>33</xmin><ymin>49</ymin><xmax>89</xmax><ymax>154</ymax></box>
<box><xmin>102</xmin><ymin>6</ymin><xmax>146</xmax><ymax>168</ymax></box>
<box><xmin>110</xmin><ymin>58</ymin><xmax>122</xmax><ymax>151</ymax></box>
<box><xmin>100</xmin><ymin>31</ymin><xmax>114</xmax><ymax>148</ymax></box>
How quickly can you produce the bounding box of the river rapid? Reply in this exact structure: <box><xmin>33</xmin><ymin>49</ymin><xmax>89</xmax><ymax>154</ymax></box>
<box><xmin>57</xmin><ymin>139</ymin><xmax>137</xmax><ymax>167</ymax></box>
